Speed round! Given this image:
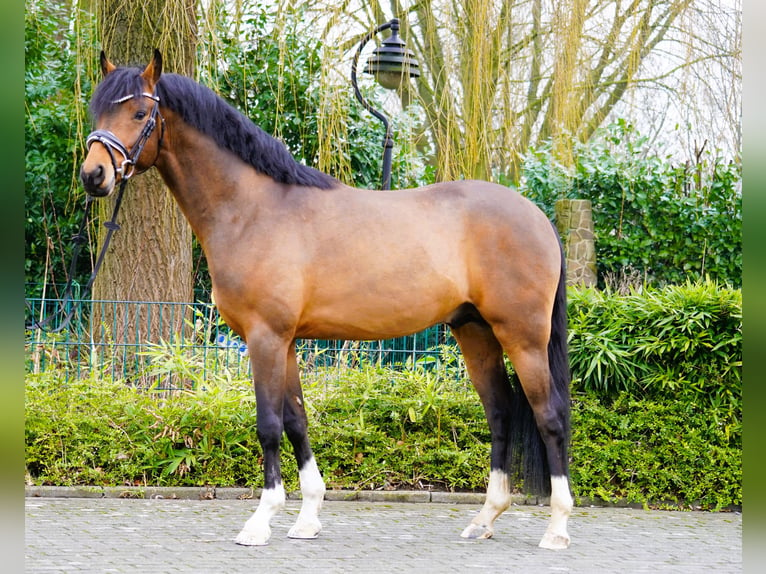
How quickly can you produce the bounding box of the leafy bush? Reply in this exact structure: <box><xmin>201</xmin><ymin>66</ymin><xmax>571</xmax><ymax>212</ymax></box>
<box><xmin>24</xmin><ymin>361</ymin><xmax>490</xmax><ymax>492</ymax></box>
<box><xmin>571</xmin><ymin>393</ymin><xmax>740</xmax><ymax>509</ymax></box>
<box><xmin>304</xmin><ymin>362</ymin><xmax>490</xmax><ymax>492</ymax></box>
<box><xmin>568</xmin><ymin>281</ymin><xmax>742</xmax><ymax>424</ymax></box>
<box><xmin>25</xmin><ymin>367</ymin><xmax>740</xmax><ymax>508</ymax></box>
<box><xmin>521</xmin><ymin>120</ymin><xmax>742</xmax><ymax>287</ymax></box>
<box><xmin>25</xmin><ymin>283</ymin><xmax>741</xmax><ymax>508</ymax></box>
<box><xmin>566</xmin><ymin>281</ymin><xmax>741</xmax><ymax>509</ymax></box>
<box><xmin>25</xmin><ymin>373</ymin><xmax>263</xmax><ymax>488</ymax></box>
<box><xmin>25</xmin><ymin>7</ymin><xmax>95</xmax><ymax>297</ymax></box>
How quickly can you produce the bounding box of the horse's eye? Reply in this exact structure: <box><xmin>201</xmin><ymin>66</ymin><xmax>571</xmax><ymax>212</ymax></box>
<box><xmin>134</xmin><ymin>110</ymin><xmax>147</xmax><ymax>120</ymax></box>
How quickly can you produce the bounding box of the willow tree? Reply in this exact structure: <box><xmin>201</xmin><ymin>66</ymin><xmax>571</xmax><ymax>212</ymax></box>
<box><xmin>412</xmin><ymin>0</ymin><xmax>696</xmax><ymax>180</ymax></box>
<box><xmin>300</xmin><ymin>0</ymin><xmax>735</xmax><ymax>183</ymax></box>
<box><xmin>91</xmin><ymin>0</ymin><xmax>195</xmax><ymax>351</ymax></box>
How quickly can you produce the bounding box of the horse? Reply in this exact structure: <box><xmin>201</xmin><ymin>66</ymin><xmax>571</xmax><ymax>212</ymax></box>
<box><xmin>80</xmin><ymin>50</ymin><xmax>573</xmax><ymax>550</ymax></box>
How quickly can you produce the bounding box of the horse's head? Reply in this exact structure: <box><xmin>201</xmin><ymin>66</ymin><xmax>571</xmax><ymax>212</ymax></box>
<box><xmin>80</xmin><ymin>50</ymin><xmax>164</xmax><ymax>197</ymax></box>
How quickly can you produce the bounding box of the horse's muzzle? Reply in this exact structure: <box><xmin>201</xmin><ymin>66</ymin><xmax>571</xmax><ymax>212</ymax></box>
<box><xmin>80</xmin><ymin>164</ymin><xmax>113</xmax><ymax>197</ymax></box>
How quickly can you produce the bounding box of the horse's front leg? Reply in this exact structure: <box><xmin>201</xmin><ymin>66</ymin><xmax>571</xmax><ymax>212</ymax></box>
<box><xmin>283</xmin><ymin>343</ymin><xmax>326</xmax><ymax>539</ymax></box>
<box><xmin>235</xmin><ymin>330</ymin><xmax>291</xmax><ymax>546</ymax></box>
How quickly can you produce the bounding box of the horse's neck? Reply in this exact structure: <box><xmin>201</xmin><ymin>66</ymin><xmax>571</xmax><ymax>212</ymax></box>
<box><xmin>155</xmin><ymin>118</ymin><xmax>276</xmax><ymax>240</ymax></box>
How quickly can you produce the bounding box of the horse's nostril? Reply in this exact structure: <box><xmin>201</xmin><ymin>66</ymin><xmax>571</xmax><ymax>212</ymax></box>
<box><xmin>81</xmin><ymin>164</ymin><xmax>110</xmax><ymax>196</ymax></box>
<box><xmin>92</xmin><ymin>165</ymin><xmax>104</xmax><ymax>185</ymax></box>
<box><xmin>81</xmin><ymin>165</ymin><xmax>105</xmax><ymax>187</ymax></box>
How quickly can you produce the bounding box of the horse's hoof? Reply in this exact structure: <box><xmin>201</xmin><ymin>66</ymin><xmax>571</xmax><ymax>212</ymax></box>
<box><xmin>235</xmin><ymin>526</ymin><xmax>271</xmax><ymax>546</ymax></box>
<box><xmin>287</xmin><ymin>519</ymin><xmax>321</xmax><ymax>540</ymax></box>
<box><xmin>461</xmin><ymin>523</ymin><xmax>493</xmax><ymax>539</ymax></box>
<box><xmin>538</xmin><ymin>531</ymin><xmax>570</xmax><ymax>550</ymax></box>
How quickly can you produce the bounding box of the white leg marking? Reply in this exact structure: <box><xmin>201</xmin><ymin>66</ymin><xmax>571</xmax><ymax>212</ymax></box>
<box><xmin>461</xmin><ymin>469</ymin><xmax>512</xmax><ymax>539</ymax></box>
<box><xmin>288</xmin><ymin>456</ymin><xmax>326</xmax><ymax>539</ymax></box>
<box><xmin>539</xmin><ymin>475</ymin><xmax>573</xmax><ymax>550</ymax></box>
<box><xmin>235</xmin><ymin>483</ymin><xmax>285</xmax><ymax>546</ymax></box>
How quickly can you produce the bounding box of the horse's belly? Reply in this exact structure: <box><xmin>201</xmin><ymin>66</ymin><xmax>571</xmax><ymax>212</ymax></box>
<box><xmin>296</xmin><ymin>281</ymin><xmax>461</xmax><ymax>341</ymax></box>
<box><xmin>295</xmin><ymin>315</ymin><xmax>443</xmax><ymax>341</ymax></box>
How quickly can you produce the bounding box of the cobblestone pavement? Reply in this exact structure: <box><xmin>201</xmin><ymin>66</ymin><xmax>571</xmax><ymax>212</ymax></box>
<box><xmin>25</xmin><ymin>497</ymin><xmax>741</xmax><ymax>573</ymax></box>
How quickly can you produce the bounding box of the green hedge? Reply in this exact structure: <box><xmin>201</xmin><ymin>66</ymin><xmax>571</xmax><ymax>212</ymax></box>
<box><xmin>571</xmin><ymin>393</ymin><xmax>740</xmax><ymax>509</ymax></box>
<box><xmin>569</xmin><ymin>282</ymin><xmax>741</xmax><ymax>409</ymax></box>
<box><xmin>521</xmin><ymin>120</ymin><xmax>742</xmax><ymax>288</ymax></box>
<box><xmin>25</xmin><ymin>282</ymin><xmax>741</xmax><ymax>508</ymax></box>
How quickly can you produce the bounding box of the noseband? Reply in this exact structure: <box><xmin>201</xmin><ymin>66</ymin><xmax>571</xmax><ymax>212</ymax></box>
<box><xmin>86</xmin><ymin>92</ymin><xmax>164</xmax><ymax>180</ymax></box>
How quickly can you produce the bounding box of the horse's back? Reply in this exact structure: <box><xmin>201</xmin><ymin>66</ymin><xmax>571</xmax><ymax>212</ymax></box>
<box><xmin>289</xmin><ymin>180</ymin><xmax>561</xmax><ymax>340</ymax></box>
<box><xmin>386</xmin><ymin>180</ymin><xmax>561</xmax><ymax>284</ymax></box>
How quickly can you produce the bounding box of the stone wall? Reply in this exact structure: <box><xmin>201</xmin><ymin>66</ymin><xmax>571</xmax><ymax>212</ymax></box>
<box><xmin>554</xmin><ymin>199</ymin><xmax>597</xmax><ymax>287</ymax></box>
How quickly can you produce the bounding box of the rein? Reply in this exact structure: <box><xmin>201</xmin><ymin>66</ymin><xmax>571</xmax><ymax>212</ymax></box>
<box><xmin>26</xmin><ymin>92</ymin><xmax>164</xmax><ymax>333</ymax></box>
<box><xmin>25</xmin><ymin>180</ymin><xmax>129</xmax><ymax>333</ymax></box>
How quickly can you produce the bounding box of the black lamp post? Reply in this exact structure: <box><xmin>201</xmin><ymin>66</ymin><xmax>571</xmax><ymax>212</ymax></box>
<box><xmin>351</xmin><ymin>18</ymin><xmax>420</xmax><ymax>190</ymax></box>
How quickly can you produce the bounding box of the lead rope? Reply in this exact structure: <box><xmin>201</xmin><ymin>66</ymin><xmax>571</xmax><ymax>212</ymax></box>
<box><xmin>25</xmin><ymin>177</ymin><xmax>129</xmax><ymax>333</ymax></box>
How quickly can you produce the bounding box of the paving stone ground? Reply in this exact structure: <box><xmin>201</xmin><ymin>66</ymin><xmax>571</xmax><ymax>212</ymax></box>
<box><xmin>25</xmin><ymin>496</ymin><xmax>741</xmax><ymax>573</ymax></box>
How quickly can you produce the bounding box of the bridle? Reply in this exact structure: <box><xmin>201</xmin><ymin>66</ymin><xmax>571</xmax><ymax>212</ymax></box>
<box><xmin>26</xmin><ymin>91</ymin><xmax>165</xmax><ymax>333</ymax></box>
<box><xmin>85</xmin><ymin>91</ymin><xmax>165</xmax><ymax>181</ymax></box>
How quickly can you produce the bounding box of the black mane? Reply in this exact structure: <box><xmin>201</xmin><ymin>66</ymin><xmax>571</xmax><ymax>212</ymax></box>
<box><xmin>89</xmin><ymin>67</ymin><xmax>337</xmax><ymax>190</ymax></box>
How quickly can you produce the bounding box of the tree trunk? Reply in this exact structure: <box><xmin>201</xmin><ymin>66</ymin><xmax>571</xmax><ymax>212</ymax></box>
<box><xmin>91</xmin><ymin>0</ymin><xmax>196</xmax><ymax>378</ymax></box>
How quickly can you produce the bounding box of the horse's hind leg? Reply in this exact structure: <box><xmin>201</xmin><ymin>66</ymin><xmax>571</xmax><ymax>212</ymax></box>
<box><xmin>507</xmin><ymin>344</ymin><xmax>572</xmax><ymax>549</ymax></box>
<box><xmin>454</xmin><ymin>308</ymin><xmax>572</xmax><ymax>549</ymax></box>
<box><xmin>451</xmin><ymin>320</ymin><xmax>515</xmax><ymax>540</ymax></box>
<box><xmin>283</xmin><ymin>343</ymin><xmax>326</xmax><ymax>539</ymax></box>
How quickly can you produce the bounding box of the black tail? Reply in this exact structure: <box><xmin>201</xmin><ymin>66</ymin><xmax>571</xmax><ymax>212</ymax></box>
<box><xmin>507</xmin><ymin>230</ymin><xmax>570</xmax><ymax>496</ymax></box>
<box><xmin>547</xmin><ymin>240</ymin><xmax>571</xmax><ymax>473</ymax></box>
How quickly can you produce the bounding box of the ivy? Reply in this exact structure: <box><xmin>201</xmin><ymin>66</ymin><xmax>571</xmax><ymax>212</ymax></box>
<box><xmin>25</xmin><ymin>6</ymin><xmax>95</xmax><ymax>298</ymax></box>
<box><xmin>521</xmin><ymin>120</ymin><xmax>742</xmax><ymax>288</ymax></box>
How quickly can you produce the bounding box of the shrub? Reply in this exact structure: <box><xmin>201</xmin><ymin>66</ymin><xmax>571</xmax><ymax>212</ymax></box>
<box><xmin>25</xmin><ymin>373</ymin><xmax>263</xmax><ymax>488</ymax></box>
<box><xmin>568</xmin><ymin>281</ymin><xmax>742</xmax><ymax>427</ymax></box>
<box><xmin>304</xmin><ymin>363</ymin><xmax>490</xmax><ymax>492</ymax></box>
<box><xmin>570</xmin><ymin>393</ymin><xmax>741</xmax><ymax>509</ymax></box>
<box><xmin>24</xmin><ymin>359</ymin><xmax>491</xmax><ymax>492</ymax></box>
<box><xmin>25</xmin><ymin>283</ymin><xmax>741</xmax><ymax>508</ymax></box>
<box><xmin>521</xmin><ymin>120</ymin><xmax>742</xmax><ymax>287</ymax></box>
<box><xmin>566</xmin><ymin>281</ymin><xmax>741</xmax><ymax>509</ymax></box>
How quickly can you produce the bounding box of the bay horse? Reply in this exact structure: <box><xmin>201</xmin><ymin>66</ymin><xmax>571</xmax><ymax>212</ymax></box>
<box><xmin>80</xmin><ymin>50</ymin><xmax>573</xmax><ymax>550</ymax></box>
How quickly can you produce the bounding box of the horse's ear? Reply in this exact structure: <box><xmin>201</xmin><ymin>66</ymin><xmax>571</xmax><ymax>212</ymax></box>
<box><xmin>141</xmin><ymin>49</ymin><xmax>163</xmax><ymax>89</ymax></box>
<box><xmin>100</xmin><ymin>51</ymin><xmax>116</xmax><ymax>77</ymax></box>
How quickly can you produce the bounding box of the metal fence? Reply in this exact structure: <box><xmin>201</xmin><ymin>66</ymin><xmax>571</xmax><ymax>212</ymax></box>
<box><xmin>25</xmin><ymin>297</ymin><xmax>455</xmax><ymax>389</ymax></box>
